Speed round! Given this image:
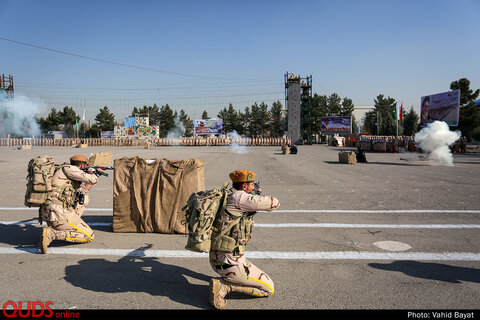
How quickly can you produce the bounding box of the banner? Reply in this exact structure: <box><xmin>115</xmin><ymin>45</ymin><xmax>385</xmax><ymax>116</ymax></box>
<box><xmin>100</xmin><ymin>131</ymin><xmax>115</xmax><ymax>139</ymax></box>
<box><xmin>124</xmin><ymin>117</ymin><xmax>135</xmax><ymax>135</ymax></box>
<box><xmin>194</xmin><ymin>119</ymin><xmax>223</xmax><ymax>135</ymax></box>
<box><xmin>134</xmin><ymin>125</ymin><xmax>158</xmax><ymax>136</ymax></box>
<box><xmin>320</xmin><ymin>116</ymin><xmax>352</xmax><ymax>135</ymax></box>
<box><xmin>420</xmin><ymin>90</ymin><xmax>460</xmax><ymax>127</ymax></box>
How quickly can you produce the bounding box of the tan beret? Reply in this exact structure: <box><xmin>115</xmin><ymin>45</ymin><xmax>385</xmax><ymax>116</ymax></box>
<box><xmin>70</xmin><ymin>155</ymin><xmax>88</xmax><ymax>163</ymax></box>
<box><xmin>229</xmin><ymin>169</ymin><xmax>256</xmax><ymax>183</ymax></box>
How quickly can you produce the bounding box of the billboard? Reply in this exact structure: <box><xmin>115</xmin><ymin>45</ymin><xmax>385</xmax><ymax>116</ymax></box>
<box><xmin>420</xmin><ymin>89</ymin><xmax>460</xmax><ymax>127</ymax></box>
<box><xmin>134</xmin><ymin>125</ymin><xmax>158</xmax><ymax>136</ymax></box>
<box><xmin>100</xmin><ymin>131</ymin><xmax>115</xmax><ymax>139</ymax></box>
<box><xmin>320</xmin><ymin>116</ymin><xmax>352</xmax><ymax>135</ymax></box>
<box><xmin>124</xmin><ymin>117</ymin><xmax>136</xmax><ymax>135</ymax></box>
<box><xmin>194</xmin><ymin>119</ymin><xmax>223</xmax><ymax>135</ymax></box>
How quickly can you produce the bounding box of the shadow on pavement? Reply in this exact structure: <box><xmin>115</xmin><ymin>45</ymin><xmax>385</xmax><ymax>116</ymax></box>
<box><xmin>369</xmin><ymin>261</ymin><xmax>480</xmax><ymax>284</ymax></box>
<box><xmin>64</xmin><ymin>244</ymin><xmax>212</xmax><ymax>309</ymax></box>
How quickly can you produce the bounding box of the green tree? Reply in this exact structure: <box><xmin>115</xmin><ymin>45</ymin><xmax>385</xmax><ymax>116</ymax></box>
<box><xmin>340</xmin><ymin>97</ymin><xmax>354</xmax><ymax>116</ymax></box>
<box><xmin>94</xmin><ymin>106</ymin><xmax>115</xmax><ymax>131</ymax></box>
<box><xmin>363</xmin><ymin>94</ymin><xmax>397</xmax><ymax>135</ymax></box>
<box><xmin>248</xmin><ymin>102</ymin><xmax>270</xmax><ymax>137</ymax></box>
<box><xmin>326</xmin><ymin>93</ymin><xmax>342</xmax><ymax>116</ymax></box>
<box><xmin>269</xmin><ymin>101</ymin><xmax>284</xmax><ymax>137</ymax></box>
<box><xmin>311</xmin><ymin>94</ymin><xmax>328</xmax><ymax>136</ymax></box>
<box><xmin>131</xmin><ymin>104</ymin><xmax>160</xmax><ymax>125</ymax></box>
<box><xmin>340</xmin><ymin>97</ymin><xmax>357</xmax><ymax>134</ymax></box>
<box><xmin>59</xmin><ymin>106</ymin><xmax>79</xmax><ymax>126</ymax></box>
<box><xmin>403</xmin><ymin>106</ymin><xmax>419</xmax><ymax>136</ymax></box>
<box><xmin>36</xmin><ymin>107</ymin><xmax>62</xmax><ymax>133</ymax></box>
<box><xmin>201</xmin><ymin>110</ymin><xmax>210</xmax><ymax>119</ymax></box>
<box><xmin>240</xmin><ymin>107</ymin><xmax>250</xmax><ymax>136</ymax></box>
<box><xmin>158</xmin><ymin>104</ymin><xmax>175</xmax><ymax>137</ymax></box>
<box><xmin>218</xmin><ymin>103</ymin><xmax>239</xmax><ymax>134</ymax></box>
<box><xmin>179</xmin><ymin>109</ymin><xmax>194</xmax><ymax>137</ymax></box>
<box><xmin>450</xmin><ymin>78</ymin><xmax>480</xmax><ymax>141</ymax></box>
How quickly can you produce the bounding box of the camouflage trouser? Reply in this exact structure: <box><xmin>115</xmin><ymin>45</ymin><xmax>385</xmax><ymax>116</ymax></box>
<box><xmin>41</xmin><ymin>203</ymin><xmax>94</xmax><ymax>243</ymax></box>
<box><xmin>209</xmin><ymin>252</ymin><xmax>274</xmax><ymax>296</ymax></box>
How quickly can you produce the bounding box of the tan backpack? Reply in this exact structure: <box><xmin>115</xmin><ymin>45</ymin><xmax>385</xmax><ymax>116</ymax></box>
<box><xmin>24</xmin><ymin>155</ymin><xmax>57</xmax><ymax>207</ymax></box>
<box><xmin>183</xmin><ymin>182</ymin><xmax>230</xmax><ymax>253</ymax></box>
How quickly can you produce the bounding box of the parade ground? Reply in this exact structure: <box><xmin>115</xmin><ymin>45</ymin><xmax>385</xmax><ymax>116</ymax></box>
<box><xmin>0</xmin><ymin>144</ymin><xmax>479</xmax><ymax>312</ymax></box>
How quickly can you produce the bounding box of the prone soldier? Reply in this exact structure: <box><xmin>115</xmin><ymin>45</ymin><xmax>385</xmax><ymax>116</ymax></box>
<box><xmin>38</xmin><ymin>155</ymin><xmax>103</xmax><ymax>253</ymax></box>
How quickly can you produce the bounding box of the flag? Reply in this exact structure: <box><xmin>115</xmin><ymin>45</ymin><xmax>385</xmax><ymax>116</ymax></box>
<box><xmin>394</xmin><ymin>102</ymin><xmax>398</xmax><ymax>121</ymax></box>
<box><xmin>82</xmin><ymin>108</ymin><xmax>85</xmax><ymax>121</ymax></box>
<box><xmin>399</xmin><ymin>101</ymin><xmax>403</xmax><ymax>121</ymax></box>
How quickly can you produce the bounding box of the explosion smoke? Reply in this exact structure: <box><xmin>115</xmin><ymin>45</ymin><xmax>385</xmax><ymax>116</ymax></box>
<box><xmin>166</xmin><ymin>116</ymin><xmax>185</xmax><ymax>145</ymax></box>
<box><xmin>414</xmin><ymin>121</ymin><xmax>461</xmax><ymax>166</ymax></box>
<box><xmin>0</xmin><ymin>92</ymin><xmax>43</xmax><ymax>138</ymax></box>
<box><xmin>227</xmin><ymin>130</ymin><xmax>248</xmax><ymax>154</ymax></box>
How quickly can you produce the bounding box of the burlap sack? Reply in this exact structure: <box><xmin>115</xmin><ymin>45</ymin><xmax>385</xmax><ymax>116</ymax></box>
<box><xmin>113</xmin><ymin>157</ymin><xmax>205</xmax><ymax>234</ymax></box>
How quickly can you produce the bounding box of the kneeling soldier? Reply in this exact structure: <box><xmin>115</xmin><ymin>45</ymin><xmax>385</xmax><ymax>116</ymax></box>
<box><xmin>39</xmin><ymin>155</ymin><xmax>103</xmax><ymax>253</ymax></box>
<box><xmin>209</xmin><ymin>169</ymin><xmax>280</xmax><ymax>309</ymax></box>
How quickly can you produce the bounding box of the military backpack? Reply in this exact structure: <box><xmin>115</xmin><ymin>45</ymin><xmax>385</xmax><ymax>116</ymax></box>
<box><xmin>24</xmin><ymin>155</ymin><xmax>57</xmax><ymax>207</ymax></box>
<box><xmin>183</xmin><ymin>182</ymin><xmax>230</xmax><ymax>253</ymax></box>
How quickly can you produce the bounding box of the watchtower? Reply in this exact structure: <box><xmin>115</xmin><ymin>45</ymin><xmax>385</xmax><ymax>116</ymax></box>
<box><xmin>0</xmin><ymin>74</ymin><xmax>14</xmax><ymax>99</ymax></box>
<box><xmin>284</xmin><ymin>72</ymin><xmax>312</xmax><ymax>145</ymax></box>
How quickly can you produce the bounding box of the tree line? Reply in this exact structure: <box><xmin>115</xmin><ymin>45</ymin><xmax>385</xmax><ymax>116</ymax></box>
<box><xmin>35</xmin><ymin>77</ymin><xmax>479</xmax><ymax>141</ymax></box>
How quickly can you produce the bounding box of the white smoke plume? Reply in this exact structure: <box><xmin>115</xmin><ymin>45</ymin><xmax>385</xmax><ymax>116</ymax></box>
<box><xmin>166</xmin><ymin>116</ymin><xmax>185</xmax><ymax>145</ymax></box>
<box><xmin>227</xmin><ymin>130</ymin><xmax>248</xmax><ymax>154</ymax></box>
<box><xmin>414</xmin><ymin>121</ymin><xmax>461</xmax><ymax>166</ymax></box>
<box><xmin>0</xmin><ymin>92</ymin><xmax>43</xmax><ymax>138</ymax></box>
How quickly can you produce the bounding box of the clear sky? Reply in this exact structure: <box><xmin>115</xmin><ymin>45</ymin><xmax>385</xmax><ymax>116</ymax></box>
<box><xmin>0</xmin><ymin>0</ymin><xmax>479</xmax><ymax>123</ymax></box>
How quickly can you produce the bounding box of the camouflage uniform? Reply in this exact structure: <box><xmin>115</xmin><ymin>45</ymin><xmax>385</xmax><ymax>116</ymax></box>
<box><xmin>39</xmin><ymin>164</ymin><xmax>98</xmax><ymax>251</ymax></box>
<box><xmin>209</xmin><ymin>170</ymin><xmax>280</xmax><ymax>308</ymax></box>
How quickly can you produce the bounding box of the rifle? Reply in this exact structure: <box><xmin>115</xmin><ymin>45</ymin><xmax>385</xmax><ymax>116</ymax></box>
<box><xmin>254</xmin><ymin>181</ymin><xmax>261</xmax><ymax>195</ymax></box>
<box><xmin>83</xmin><ymin>166</ymin><xmax>114</xmax><ymax>177</ymax></box>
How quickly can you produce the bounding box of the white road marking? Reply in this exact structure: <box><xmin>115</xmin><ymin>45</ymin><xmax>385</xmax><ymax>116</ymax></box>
<box><xmin>274</xmin><ymin>210</ymin><xmax>480</xmax><ymax>213</ymax></box>
<box><xmin>255</xmin><ymin>223</ymin><xmax>480</xmax><ymax>229</ymax></box>
<box><xmin>0</xmin><ymin>247</ymin><xmax>478</xmax><ymax>261</ymax></box>
<box><xmin>2</xmin><ymin>221</ymin><xmax>479</xmax><ymax>229</ymax></box>
<box><xmin>1</xmin><ymin>207</ymin><xmax>480</xmax><ymax>214</ymax></box>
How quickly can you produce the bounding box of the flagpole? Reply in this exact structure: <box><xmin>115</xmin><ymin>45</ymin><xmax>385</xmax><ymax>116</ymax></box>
<box><xmin>394</xmin><ymin>102</ymin><xmax>398</xmax><ymax>137</ymax></box>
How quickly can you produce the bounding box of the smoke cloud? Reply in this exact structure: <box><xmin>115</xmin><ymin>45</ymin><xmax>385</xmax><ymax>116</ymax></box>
<box><xmin>0</xmin><ymin>92</ymin><xmax>43</xmax><ymax>138</ymax></box>
<box><xmin>227</xmin><ymin>130</ymin><xmax>248</xmax><ymax>154</ymax></box>
<box><xmin>166</xmin><ymin>116</ymin><xmax>185</xmax><ymax>145</ymax></box>
<box><xmin>414</xmin><ymin>121</ymin><xmax>461</xmax><ymax>166</ymax></box>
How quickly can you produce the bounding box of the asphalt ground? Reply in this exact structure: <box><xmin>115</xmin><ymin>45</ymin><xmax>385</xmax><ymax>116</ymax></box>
<box><xmin>0</xmin><ymin>144</ymin><xmax>478</xmax><ymax>315</ymax></box>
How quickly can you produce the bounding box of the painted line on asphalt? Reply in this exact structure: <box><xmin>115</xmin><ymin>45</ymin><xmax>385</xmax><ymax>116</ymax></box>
<box><xmin>1</xmin><ymin>207</ymin><xmax>480</xmax><ymax>214</ymax></box>
<box><xmin>0</xmin><ymin>247</ymin><xmax>478</xmax><ymax>261</ymax></box>
<box><xmin>255</xmin><ymin>223</ymin><xmax>480</xmax><ymax>229</ymax></box>
<box><xmin>2</xmin><ymin>221</ymin><xmax>479</xmax><ymax>229</ymax></box>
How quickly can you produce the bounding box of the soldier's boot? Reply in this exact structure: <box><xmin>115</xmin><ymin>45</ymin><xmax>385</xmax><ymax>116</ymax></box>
<box><xmin>39</xmin><ymin>227</ymin><xmax>55</xmax><ymax>254</ymax></box>
<box><xmin>209</xmin><ymin>278</ymin><xmax>269</xmax><ymax>309</ymax></box>
<box><xmin>209</xmin><ymin>278</ymin><xmax>232</xmax><ymax>309</ymax></box>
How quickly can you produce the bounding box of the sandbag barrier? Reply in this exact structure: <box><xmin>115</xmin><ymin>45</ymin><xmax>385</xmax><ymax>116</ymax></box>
<box><xmin>0</xmin><ymin>137</ymin><xmax>292</xmax><ymax>147</ymax></box>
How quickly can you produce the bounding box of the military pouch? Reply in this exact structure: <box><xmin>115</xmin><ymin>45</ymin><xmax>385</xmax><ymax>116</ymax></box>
<box><xmin>211</xmin><ymin>234</ymin><xmax>237</xmax><ymax>253</ymax></box>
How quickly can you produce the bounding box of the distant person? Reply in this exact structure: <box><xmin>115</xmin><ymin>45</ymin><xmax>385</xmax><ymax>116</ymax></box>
<box><xmin>356</xmin><ymin>146</ymin><xmax>368</xmax><ymax>163</ymax></box>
